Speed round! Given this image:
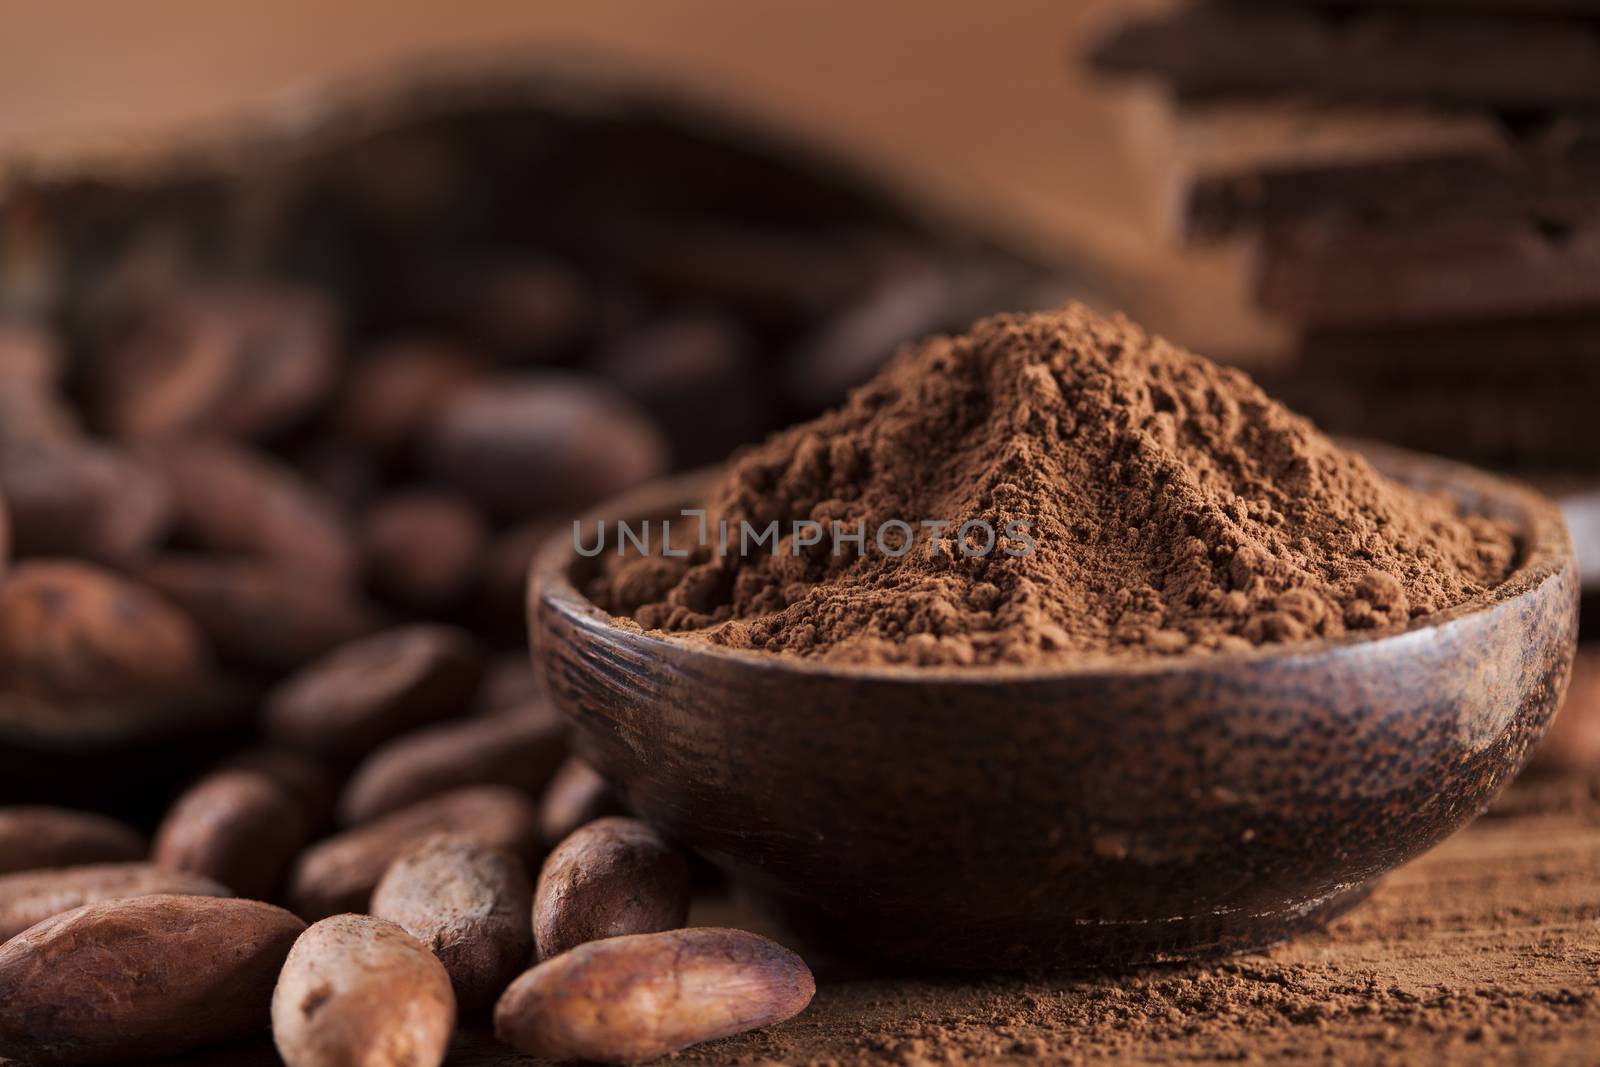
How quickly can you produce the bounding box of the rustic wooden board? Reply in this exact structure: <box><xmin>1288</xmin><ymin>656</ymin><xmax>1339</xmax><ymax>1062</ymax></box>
<box><xmin>137</xmin><ymin>769</ymin><xmax>1600</xmax><ymax>1066</ymax></box>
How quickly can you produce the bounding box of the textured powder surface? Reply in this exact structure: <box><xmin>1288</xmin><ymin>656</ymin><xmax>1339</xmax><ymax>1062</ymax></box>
<box><xmin>593</xmin><ymin>304</ymin><xmax>1517</xmax><ymax>665</ymax></box>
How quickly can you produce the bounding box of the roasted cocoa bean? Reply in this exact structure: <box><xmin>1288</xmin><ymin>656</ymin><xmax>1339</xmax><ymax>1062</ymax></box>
<box><xmin>0</xmin><ymin>862</ymin><xmax>231</xmax><ymax>941</ymax></box>
<box><xmin>0</xmin><ymin>560</ymin><xmax>210</xmax><ymax>712</ymax></box>
<box><xmin>264</xmin><ymin>625</ymin><xmax>484</xmax><ymax>758</ymax></box>
<box><xmin>539</xmin><ymin>757</ymin><xmax>626</xmax><ymax>847</ymax></box>
<box><xmin>0</xmin><ymin>894</ymin><xmax>305</xmax><ymax>1066</ymax></box>
<box><xmin>152</xmin><ymin>768</ymin><xmax>310</xmax><ymax>900</ymax></box>
<box><xmin>0</xmin><ymin>441</ymin><xmax>171</xmax><ymax>564</ymax></box>
<box><xmin>371</xmin><ymin>834</ymin><xmax>533</xmax><ymax>1011</ymax></box>
<box><xmin>90</xmin><ymin>284</ymin><xmax>336</xmax><ymax>442</ymax></box>
<box><xmin>332</xmin><ymin>340</ymin><xmax>482</xmax><ymax>457</ymax></box>
<box><xmin>534</xmin><ymin>816</ymin><xmax>690</xmax><ymax>961</ymax></box>
<box><xmin>272</xmin><ymin>914</ymin><xmax>456</xmax><ymax>1067</ymax></box>
<box><xmin>360</xmin><ymin>491</ymin><xmax>487</xmax><ymax>610</ymax></box>
<box><xmin>139</xmin><ymin>555</ymin><xmax>382</xmax><ymax>673</ymax></box>
<box><xmin>286</xmin><ymin>785</ymin><xmax>540</xmax><ymax>920</ymax></box>
<box><xmin>157</xmin><ymin>439</ymin><xmax>357</xmax><ymax>584</ymax></box>
<box><xmin>425</xmin><ymin>376</ymin><xmax>668</xmax><ymax>518</ymax></box>
<box><xmin>0</xmin><ymin>807</ymin><xmax>146</xmax><ymax>875</ymax></box>
<box><xmin>339</xmin><ymin>713</ymin><xmax>564</xmax><ymax>826</ymax></box>
<box><xmin>494</xmin><ymin>927</ymin><xmax>815</xmax><ymax>1064</ymax></box>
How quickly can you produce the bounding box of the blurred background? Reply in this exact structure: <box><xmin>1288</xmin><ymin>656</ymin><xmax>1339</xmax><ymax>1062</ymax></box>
<box><xmin>0</xmin><ymin>0</ymin><xmax>1596</xmax><ymax>826</ymax></box>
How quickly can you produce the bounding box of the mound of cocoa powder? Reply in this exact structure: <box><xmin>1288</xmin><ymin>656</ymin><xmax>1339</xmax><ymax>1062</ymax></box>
<box><xmin>593</xmin><ymin>304</ymin><xmax>1518</xmax><ymax>665</ymax></box>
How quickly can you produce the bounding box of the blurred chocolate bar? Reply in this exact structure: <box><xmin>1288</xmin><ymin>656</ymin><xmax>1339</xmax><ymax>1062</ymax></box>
<box><xmin>1090</xmin><ymin>4</ymin><xmax>1600</xmax><ymax>108</ymax></box>
<box><xmin>1255</xmin><ymin>0</ymin><xmax>1600</xmax><ymax>12</ymax></box>
<box><xmin>1295</xmin><ymin>313</ymin><xmax>1600</xmax><ymax>386</ymax></box>
<box><xmin>1163</xmin><ymin>103</ymin><xmax>1600</xmax><ymax>243</ymax></box>
<box><xmin>1255</xmin><ymin>217</ymin><xmax>1600</xmax><ymax>326</ymax></box>
<box><xmin>1268</xmin><ymin>371</ymin><xmax>1600</xmax><ymax>469</ymax></box>
<box><xmin>1084</xmin><ymin>4</ymin><xmax>1600</xmax><ymax>613</ymax></box>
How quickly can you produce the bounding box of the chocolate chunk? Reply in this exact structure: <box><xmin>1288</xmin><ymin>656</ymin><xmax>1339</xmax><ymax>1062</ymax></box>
<box><xmin>1263</xmin><ymin>337</ymin><xmax>1600</xmax><ymax>468</ymax></box>
<box><xmin>1256</xmin><ymin>218</ymin><xmax>1600</xmax><ymax>326</ymax></box>
<box><xmin>1139</xmin><ymin>100</ymin><xmax>1509</xmax><ymax>243</ymax></box>
<box><xmin>1090</xmin><ymin>5</ymin><xmax>1600</xmax><ymax>109</ymax></box>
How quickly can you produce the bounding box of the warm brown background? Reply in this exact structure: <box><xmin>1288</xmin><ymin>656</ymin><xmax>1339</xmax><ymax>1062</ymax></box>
<box><xmin>0</xmin><ymin>0</ymin><xmax>1270</xmax><ymax>357</ymax></box>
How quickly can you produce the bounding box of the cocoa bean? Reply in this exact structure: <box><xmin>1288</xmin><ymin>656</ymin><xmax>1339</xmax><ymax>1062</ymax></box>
<box><xmin>0</xmin><ymin>561</ymin><xmax>210</xmax><ymax>712</ymax></box>
<box><xmin>264</xmin><ymin>624</ymin><xmax>483</xmax><ymax>758</ymax></box>
<box><xmin>596</xmin><ymin>314</ymin><xmax>773</xmax><ymax>466</ymax></box>
<box><xmin>360</xmin><ymin>491</ymin><xmax>487</xmax><ymax>610</ymax></box>
<box><xmin>286</xmin><ymin>785</ymin><xmax>540</xmax><ymax>920</ymax></box>
<box><xmin>475</xmin><ymin>656</ymin><xmax>549</xmax><ymax>717</ymax></box>
<box><xmin>332</xmin><ymin>340</ymin><xmax>482</xmax><ymax>457</ymax></box>
<box><xmin>0</xmin><ymin>894</ymin><xmax>304</xmax><ymax>1065</ymax></box>
<box><xmin>219</xmin><ymin>747</ymin><xmax>344</xmax><ymax>836</ymax></box>
<box><xmin>272</xmin><ymin>914</ymin><xmax>455</xmax><ymax>1067</ymax></box>
<box><xmin>0</xmin><ymin>388</ymin><xmax>80</xmax><ymax>449</ymax></box>
<box><xmin>426</xmin><ymin>376</ymin><xmax>668</xmax><ymax>518</ymax></box>
<box><xmin>0</xmin><ymin>441</ymin><xmax>171</xmax><ymax>564</ymax></box>
<box><xmin>339</xmin><ymin>713</ymin><xmax>565</xmax><ymax>826</ymax></box>
<box><xmin>90</xmin><ymin>284</ymin><xmax>336</xmax><ymax>442</ymax></box>
<box><xmin>157</xmin><ymin>439</ymin><xmax>357</xmax><ymax>584</ymax></box>
<box><xmin>0</xmin><ymin>862</ymin><xmax>231</xmax><ymax>941</ymax></box>
<box><xmin>0</xmin><ymin>320</ymin><xmax>60</xmax><ymax>388</ymax></box>
<box><xmin>540</xmin><ymin>757</ymin><xmax>626</xmax><ymax>847</ymax></box>
<box><xmin>371</xmin><ymin>834</ymin><xmax>533</xmax><ymax>1011</ymax></box>
<box><xmin>494</xmin><ymin>927</ymin><xmax>815</xmax><ymax>1064</ymax></box>
<box><xmin>153</xmin><ymin>768</ymin><xmax>310</xmax><ymax>900</ymax></box>
<box><xmin>463</xmin><ymin>259</ymin><xmax>591</xmax><ymax>361</ymax></box>
<box><xmin>138</xmin><ymin>555</ymin><xmax>382</xmax><ymax>673</ymax></box>
<box><xmin>0</xmin><ymin>807</ymin><xmax>146</xmax><ymax>875</ymax></box>
<box><xmin>534</xmin><ymin>816</ymin><xmax>690</xmax><ymax>961</ymax></box>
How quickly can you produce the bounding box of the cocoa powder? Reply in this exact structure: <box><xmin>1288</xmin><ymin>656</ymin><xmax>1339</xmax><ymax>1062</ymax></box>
<box><xmin>595</xmin><ymin>305</ymin><xmax>1517</xmax><ymax>665</ymax></box>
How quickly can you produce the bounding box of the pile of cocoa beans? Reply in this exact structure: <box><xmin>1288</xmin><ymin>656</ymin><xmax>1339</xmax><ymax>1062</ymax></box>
<box><xmin>0</xmin><ymin>800</ymin><xmax>813</xmax><ymax>1065</ymax></box>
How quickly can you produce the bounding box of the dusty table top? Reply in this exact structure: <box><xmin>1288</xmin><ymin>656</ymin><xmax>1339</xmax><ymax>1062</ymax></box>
<box><xmin>148</xmin><ymin>770</ymin><xmax>1600</xmax><ymax>1067</ymax></box>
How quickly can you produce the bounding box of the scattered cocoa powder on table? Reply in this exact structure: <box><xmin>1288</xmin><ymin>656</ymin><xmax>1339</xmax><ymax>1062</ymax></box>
<box><xmin>594</xmin><ymin>304</ymin><xmax>1517</xmax><ymax>665</ymax></box>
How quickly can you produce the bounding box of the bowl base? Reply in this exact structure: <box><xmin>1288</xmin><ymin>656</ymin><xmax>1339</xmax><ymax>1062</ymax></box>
<box><xmin>744</xmin><ymin>880</ymin><xmax>1378</xmax><ymax>971</ymax></box>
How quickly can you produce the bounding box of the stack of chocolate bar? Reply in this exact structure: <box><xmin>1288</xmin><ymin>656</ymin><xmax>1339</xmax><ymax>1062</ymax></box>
<box><xmin>1089</xmin><ymin>0</ymin><xmax>1600</xmax><ymax>765</ymax></box>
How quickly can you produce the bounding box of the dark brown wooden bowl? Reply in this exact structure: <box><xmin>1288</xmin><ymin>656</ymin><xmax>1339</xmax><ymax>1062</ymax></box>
<box><xmin>531</xmin><ymin>443</ymin><xmax>1579</xmax><ymax>969</ymax></box>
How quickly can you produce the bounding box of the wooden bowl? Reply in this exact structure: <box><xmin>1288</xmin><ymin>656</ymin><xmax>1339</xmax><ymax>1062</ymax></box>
<box><xmin>531</xmin><ymin>444</ymin><xmax>1579</xmax><ymax>969</ymax></box>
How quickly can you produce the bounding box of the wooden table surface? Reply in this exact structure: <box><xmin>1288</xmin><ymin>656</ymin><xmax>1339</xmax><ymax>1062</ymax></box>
<box><xmin>144</xmin><ymin>768</ymin><xmax>1600</xmax><ymax>1067</ymax></box>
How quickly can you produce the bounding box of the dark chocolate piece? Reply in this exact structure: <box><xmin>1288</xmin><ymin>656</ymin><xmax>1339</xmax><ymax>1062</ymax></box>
<box><xmin>1258</xmin><ymin>0</ymin><xmax>1600</xmax><ymax>13</ymax></box>
<box><xmin>1162</xmin><ymin>103</ymin><xmax>1600</xmax><ymax>243</ymax></box>
<box><xmin>1296</xmin><ymin>312</ymin><xmax>1600</xmax><ymax>386</ymax></box>
<box><xmin>1090</xmin><ymin>5</ymin><xmax>1600</xmax><ymax>109</ymax></box>
<box><xmin>1255</xmin><ymin>218</ymin><xmax>1600</xmax><ymax>326</ymax></box>
<box><xmin>1261</xmin><ymin>356</ymin><xmax>1600</xmax><ymax>469</ymax></box>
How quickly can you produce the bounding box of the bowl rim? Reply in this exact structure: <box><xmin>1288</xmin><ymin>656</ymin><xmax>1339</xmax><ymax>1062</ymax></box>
<box><xmin>531</xmin><ymin>441</ymin><xmax>1575</xmax><ymax>684</ymax></box>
